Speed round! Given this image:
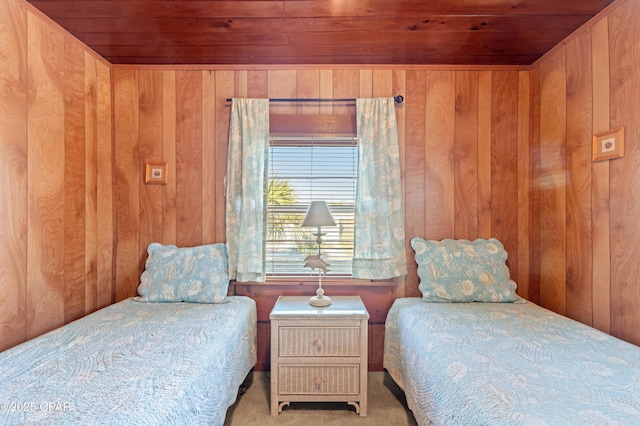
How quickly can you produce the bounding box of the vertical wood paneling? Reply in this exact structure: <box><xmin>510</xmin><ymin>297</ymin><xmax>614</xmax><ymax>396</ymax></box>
<box><xmin>201</xmin><ymin>71</ymin><xmax>217</xmax><ymax>244</ymax></box>
<box><xmin>0</xmin><ymin>0</ymin><xmax>28</xmax><ymax>351</ymax></box>
<box><xmin>268</xmin><ymin>70</ymin><xmax>296</xmax><ymax>114</ymax></box>
<box><xmin>491</xmin><ymin>71</ymin><xmax>519</xmax><ymax>280</ymax></box>
<box><xmin>477</xmin><ymin>71</ymin><xmax>493</xmax><ymax>239</ymax></box>
<box><xmin>176</xmin><ymin>71</ymin><xmax>203</xmax><ymax>248</ymax></box>
<box><xmin>297</xmin><ymin>69</ymin><xmax>320</xmax><ymax>114</ymax></box>
<box><xmin>214</xmin><ymin>71</ymin><xmax>234</xmax><ymax>241</ymax></box>
<box><xmin>358</xmin><ymin>70</ymin><xmax>373</xmax><ymax>98</ymax></box>
<box><xmin>102</xmin><ymin>10</ymin><xmax>640</xmax><ymax>359</ymax></box>
<box><xmin>359</xmin><ymin>69</ymin><xmax>373</xmax><ymax>98</ymax></box>
<box><xmin>162</xmin><ymin>70</ymin><xmax>177</xmax><ymax>247</ymax></box>
<box><xmin>392</xmin><ymin>69</ymin><xmax>407</xmax><ymax>298</ymax></box>
<box><xmin>114</xmin><ymin>69</ymin><xmax>140</xmax><ymax>302</ymax></box>
<box><xmin>234</xmin><ymin>70</ymin><xmax>248</xmax><ymax>98</ymax></box>
<box><xmin>5</xmin><ymin>0</ymin><xmax>640</xmax><ymax>359</ymax></box>
<box><xmin>333</xmin><ymin>69</ymin><xmax>359</xmax><ymax>114</ymax></box>
<box><xmin>26</xmin><ymin>12</ymin><xmax>65</xmax><ymax>338</ymax></box>
<box><xmin>63</xmin><ymin>42</ymin><xmax>86</xmax><ymax>324</ymax></box>
<box><xmin>85</xmin><ymin>53</ymin><xmax>98</xmax><ymax>313</ymax></box>
<box><xmin>591</xmin><ymin>17</ymin><xmax>611</xmax><ymax>333</ymax></box>
<box><xmin>453</xmin><ymin>70</ymin><xmax>479</xmax><ymax>240</ymax></box>
<box><xmin>529</xmin><ymin>0</ymin><xmax>640</xmax><ymax>346</ymax></box>
<box><xmin>403</xmin><ymin>70</ymin><xmax>426</xmax><ymax>298</ymax></box>
<box><xmin>538</xmin><ymin>50</ymin><xmax>567</xmax><ymax>315</ymax></box>
<box><xmin>565</xmin><ymin>32</ymin><xmax>594</xmax><ymax>325</ymax></box>
<box><xmin>247</xmin><ymin>70</ymin><xmax>267</xmax><ymax>98</ymax></box>
<box><xmin>609</xmin><ymin>0</ymin><xmax>640</xmax><ymax>346</ymax></box>
<box><xmin>2</xmin><ymin>0</ymin><xmax>113</xmax><ymax>350</ymax></box>
<box><xmin>517</xmin><ymin>71</ymin><xmax>531</xmax><ymax>300</ymax></box>
<box><xmin>319</xmin><ymin>70</ymin><xmax>333</xmax><ymax>114</ymax></box>
<box><xmin>530</xmin><ymin>66</ymin><xmax>542</xmax><ymax>306</ymax></box>
<box><xmin>95</xmin><ymin>60</ymin><xmax>113</xmax><ymax>309</ymax></box>
<box><xmin>424</xmin><ymin>71</ymin><xmax>455</xmax><ymax>239</ymax></box>
<box><xmin>139</xmin><ymin>69</ymin><xmax>164</xmax><ymax>267</ymax></box>
<box><xmin>372</xmin><ymin>70</ymin><xmax>392</xmax><ymax>97</ymax></box>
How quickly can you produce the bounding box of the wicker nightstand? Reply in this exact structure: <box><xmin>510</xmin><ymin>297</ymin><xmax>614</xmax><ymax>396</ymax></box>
<box><xmin>269</xmin><ymin>295</ymin><xmax>369</xmax><ymax>416</ymax></box>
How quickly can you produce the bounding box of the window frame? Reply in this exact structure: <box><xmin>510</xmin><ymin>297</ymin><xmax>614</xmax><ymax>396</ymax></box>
<box><xmin>266</xmin><ymin>134</ymin><xmax>357</xmax><ymax>279</ymax></box>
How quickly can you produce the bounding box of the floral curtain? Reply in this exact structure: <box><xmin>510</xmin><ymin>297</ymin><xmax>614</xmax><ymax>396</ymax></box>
<box><xmin>225</xmin><ymin>98</ymin><xmax>270</xmax><ymax>282</ymax></box>
<box><xmin>352</xmin><ymin>97</ymin><xmax>407</xmax><ymax>279</ymax></box>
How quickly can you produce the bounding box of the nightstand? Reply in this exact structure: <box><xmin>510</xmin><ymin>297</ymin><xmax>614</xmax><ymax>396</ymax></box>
<box><xmin>269</xmin><ymin>295</ymin><xmax>369</xmax><ymax>416</ymax></box>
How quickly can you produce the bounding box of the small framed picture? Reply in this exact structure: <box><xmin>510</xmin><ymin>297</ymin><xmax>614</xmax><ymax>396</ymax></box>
<box><xmin>593</xmin><ymin>127</ymin><xmax>624</xmax><ymax>162</ymax></box>
<box><xmin>145</xmin><ymin>162</ymin><xmax>168</xmax><ymax>184</ymax></box>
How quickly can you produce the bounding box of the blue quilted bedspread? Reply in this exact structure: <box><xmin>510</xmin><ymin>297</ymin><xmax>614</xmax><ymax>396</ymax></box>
<box><xmin>0</xmin><ymin>297</ymin><xmax>256</xmax><ymax>425</ymax></box>
<box><xmin>384</xmin><ymin>298</ymin><xmax>640</xmax><ymax>425</ymax></box>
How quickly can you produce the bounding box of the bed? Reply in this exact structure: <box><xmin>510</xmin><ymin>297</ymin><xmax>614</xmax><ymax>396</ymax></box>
<box><xmin>384</xmin><ymin>237</ymin><xmax>640</xmax><ymax>425</ymax></box>
<box><xmin>0</xmin><ymin>243</ymin><xmax>257</xmax><ymax>425</ymax></box>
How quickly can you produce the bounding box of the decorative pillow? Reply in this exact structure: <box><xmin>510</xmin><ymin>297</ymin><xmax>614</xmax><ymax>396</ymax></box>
<box><xmin>135</xmin><ymin>243</ymin><xmax>229</xmax><ymax>303</ymax></box>
<box><xmin>411</xmin><ymin>237</ymin><xmax>524</xmax><ymax>303</ymax></box>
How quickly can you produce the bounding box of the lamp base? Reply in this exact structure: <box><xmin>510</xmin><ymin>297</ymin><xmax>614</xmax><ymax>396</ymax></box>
<box><xmin>309</xmin><ymin>286</ymin><xmax>331</xmax><ymax>307</ymax></box>
<box><xmin>309</xmin><ymin>294</ymin><xmax>332</xmax><ymax>307</ymax></box>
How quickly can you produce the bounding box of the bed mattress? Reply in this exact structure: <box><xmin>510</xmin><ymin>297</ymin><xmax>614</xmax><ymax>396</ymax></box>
<box><xmin>0</xmin><ymin>296</ymin><xmax>256</xmax><ymax>425</ymax></box>
<box><xmin>384</xmin><ymin>298</ymin><xmax>640</xmax><ymax>425</ymax></box>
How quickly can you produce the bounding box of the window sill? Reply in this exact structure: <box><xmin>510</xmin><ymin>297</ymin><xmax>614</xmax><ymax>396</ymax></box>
<box><xmin>233</xmin><ymin>277</ymin><xmax>395</xmax><ymax>287</ymax></box>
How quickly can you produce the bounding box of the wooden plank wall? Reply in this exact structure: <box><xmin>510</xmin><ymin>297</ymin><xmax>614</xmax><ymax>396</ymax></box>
<box><xmin>5</xmin><ymin>0</ymin><xmax>640</xmax><ymax>369</ymax></box>
<box><xmin>531</xmin><ymin>0</ymin><xmax>640</xmax><ymax>346</ymax></box>
<box><xmin>0</xmin><ymin>0</ymin><xmax>113</xmax><ymax>351</ymax></box>
<box><xmin>112</xmin><ymin>66</ymin><xmax>532</xmax><ymax>369</ymax></box>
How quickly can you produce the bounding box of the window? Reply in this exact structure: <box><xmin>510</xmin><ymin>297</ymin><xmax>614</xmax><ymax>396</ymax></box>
<box><xmin>266</xmin><ymin>136</ymin><xmax>357</xmax><ymax>277</ymax></box>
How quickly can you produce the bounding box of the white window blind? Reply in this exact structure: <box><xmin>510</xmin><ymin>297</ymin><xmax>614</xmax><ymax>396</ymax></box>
<box><xmin>266</xmin><ymin>136</ymin><xmax>357</xmax><ymax>277</ymax></box>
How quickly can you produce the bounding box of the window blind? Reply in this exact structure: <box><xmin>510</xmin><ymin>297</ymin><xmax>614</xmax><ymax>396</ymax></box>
<box><xmin>266</xmin><ymin>136</ymin><xmax>357</xmax><ymax>276</ymax></box>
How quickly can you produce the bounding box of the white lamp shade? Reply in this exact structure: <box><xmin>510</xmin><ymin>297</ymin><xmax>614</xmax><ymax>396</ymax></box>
<box><xmin>301</xmin><ymin>201</ymin><xmax>336</xmax><ymax>228</ymax></box>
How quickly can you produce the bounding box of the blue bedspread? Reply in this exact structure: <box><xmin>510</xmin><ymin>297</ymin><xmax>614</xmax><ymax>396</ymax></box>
<box><xmin>0</xmin><ymin>297</ymin><xmax>256</xmax><ymax>425</ymax></box>
<box><xmin>384</xmin><ymin>298</ymin><xmax>640</xmax><ymax>425</ymax></box>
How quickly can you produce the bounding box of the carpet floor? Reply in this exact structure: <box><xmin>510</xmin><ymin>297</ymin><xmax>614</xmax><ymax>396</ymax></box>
<box><xmin>224</xmin><ymin>371</ymin><xmax>418</xmax><ymax>425</ymax></box>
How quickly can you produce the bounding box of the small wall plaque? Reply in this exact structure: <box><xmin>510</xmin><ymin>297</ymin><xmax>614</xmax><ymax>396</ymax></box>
<box><xmin>593</xmin><ymin>127</ymin><xmax>624</xmax><ymax>162</ymax></box>
<box><xmin>145</xmin><ymin>162</ymin><xmax>168</xmax><ymax>184</ymax></box>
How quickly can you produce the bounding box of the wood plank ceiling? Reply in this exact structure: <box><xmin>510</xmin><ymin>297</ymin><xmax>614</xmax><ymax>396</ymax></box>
<box><xmin>27</xmin><ymin>0</ymin><xmax>615</xmax><ymax>65</ymax></box>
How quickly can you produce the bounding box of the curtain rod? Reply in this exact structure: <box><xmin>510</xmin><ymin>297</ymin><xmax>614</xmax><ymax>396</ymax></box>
<box><xmin>225</xmin><ymin>95</ymin><xmax>404</xmax><ymax>104</ymax></box>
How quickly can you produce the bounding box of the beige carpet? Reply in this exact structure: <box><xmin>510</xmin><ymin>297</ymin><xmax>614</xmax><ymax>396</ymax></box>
<box><xmin>224</xmin><ymin>371</ymin><xmax>418</xmax><ymax>425</ymax></box>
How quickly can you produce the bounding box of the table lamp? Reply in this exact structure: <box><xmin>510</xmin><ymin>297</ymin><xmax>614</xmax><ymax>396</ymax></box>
<box><xmin>301</xmin><ymin>201</ymin><xmax>336</xmax><ymax>306</ymax></box>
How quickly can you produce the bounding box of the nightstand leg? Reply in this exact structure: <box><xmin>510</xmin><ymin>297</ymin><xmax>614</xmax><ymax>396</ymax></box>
<box><xmin>270</xmin><ymin>377</ymin><xmax>279</xmax><ymax>415</ymax></box>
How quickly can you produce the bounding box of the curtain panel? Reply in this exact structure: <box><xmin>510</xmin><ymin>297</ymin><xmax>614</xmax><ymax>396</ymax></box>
<box><xmin>225</xmin><ymin>98</ymin><xmax>270</xmax><ymax>282</ymax></box>
<box><xmin>353</xmin><ymin>97</ymin><xmax>407</xmax><ymax>279</ymax></box>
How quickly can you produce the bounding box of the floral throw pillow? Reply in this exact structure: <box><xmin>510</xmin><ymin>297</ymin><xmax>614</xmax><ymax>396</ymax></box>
<box><xmin>135</xmin><ymin>243</ymin><xmax>229</xmax><ymax>303</ymax></box>
<box><xmin>411</xmin><ymin>237</ymin><xmax>524</xmax><ymax>303</ymax></box>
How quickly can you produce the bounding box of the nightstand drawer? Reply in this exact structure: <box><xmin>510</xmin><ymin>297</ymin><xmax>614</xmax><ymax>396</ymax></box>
<box><xmin>279</xmin><ymin>326</ymin><xmax>360</xmax><ymax>357</ymax></box>
<box><xmin>278</xmin><ymin>365</ymin><xmax>360</xmax><ymax>394</ymax></box>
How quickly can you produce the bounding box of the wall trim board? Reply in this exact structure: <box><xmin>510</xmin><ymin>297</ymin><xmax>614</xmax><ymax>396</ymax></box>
<box><xmin>111</xmin><ymin>63</ymin><xmax>531</xmax><ymax>72</ymax></box>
